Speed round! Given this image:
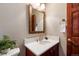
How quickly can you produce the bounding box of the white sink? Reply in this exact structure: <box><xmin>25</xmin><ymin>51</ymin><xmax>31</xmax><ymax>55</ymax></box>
<box><xmin>24</xmin><ymin>36</ymin><xmax>59</xmax><ymax>56</ymax></box>
<box><xmin>39</xmin><ymin>40</ymin><xmax>51</xmax><ymax>45</ymax></box>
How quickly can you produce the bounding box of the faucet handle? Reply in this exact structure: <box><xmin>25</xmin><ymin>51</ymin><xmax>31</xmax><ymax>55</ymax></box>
<box><xmin>45</xmin><ymin>37</ymin><xmax>48</xmax><ymax>40</ymax></box>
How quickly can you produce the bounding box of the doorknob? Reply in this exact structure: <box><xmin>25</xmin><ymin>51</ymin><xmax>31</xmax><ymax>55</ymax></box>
<box><xmin>68</xmin><ymin>38</ymin><xmax>71</xmax><ymax>42</ymax></box>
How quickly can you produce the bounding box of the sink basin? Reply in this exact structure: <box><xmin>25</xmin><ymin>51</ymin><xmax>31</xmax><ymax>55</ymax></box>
<box><xmin>24</xmin><ymin>36</ymin><xmax>59</xmax><ymax>56</ymax></box>
<box><xmin>39</xmin><ymin>41</ymin><xmax>51</xmax><ymax>45</ymax></box>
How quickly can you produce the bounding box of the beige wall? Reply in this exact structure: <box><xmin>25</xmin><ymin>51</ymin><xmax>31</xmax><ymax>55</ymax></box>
<box><xmin>0</xmin><ymin>3</ymin><xmax>67</xmax><ymax>56</ymax></box>
<box><xmin>0</xmin><ymin>3</ymin><xmax>44</xmax><ymax>55</ymax></box>
<box><xmin>0</xmin><ymin>3</ymin><xmax>27</xmax><ymax>55</ymax></box>
<box><xmin>46</xmin><ymin>3</ymin><xmax>66</xmax><ymax>35</ymax></box>
<box><xmin>46</xmin><ymin>3</ymin><xmax>67</xmax><ymax>55</ymax></box>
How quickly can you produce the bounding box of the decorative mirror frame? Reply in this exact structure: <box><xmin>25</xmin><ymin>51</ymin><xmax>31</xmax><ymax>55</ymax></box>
<box><xmin>28</xmin><ymin>5</ymin><xmax>46</xmax><ymax>34</ymax></box>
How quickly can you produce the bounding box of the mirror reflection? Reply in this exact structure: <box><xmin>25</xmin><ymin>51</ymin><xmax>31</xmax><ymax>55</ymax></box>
<box><xmin>29</xmin><ymin>5</ymin><xmax>45</xmax><ymax>33</ymax></box>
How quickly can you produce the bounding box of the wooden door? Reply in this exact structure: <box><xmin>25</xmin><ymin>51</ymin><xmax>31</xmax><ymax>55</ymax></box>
<box><xmin>67</xmin><ymin>3</ymin><xmax>79</xmax><ymax>56</ymax></box>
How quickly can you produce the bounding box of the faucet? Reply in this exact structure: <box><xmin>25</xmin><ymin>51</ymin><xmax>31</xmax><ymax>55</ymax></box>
<box><xmin>38</xmin><ymin>34</ymin><xmax>43</xmax><ymax>41</ymax></box>
<box><xmin>45</xmin><ymin>37</ymin><xmax>48</xmax><ymax>40</ymax></box>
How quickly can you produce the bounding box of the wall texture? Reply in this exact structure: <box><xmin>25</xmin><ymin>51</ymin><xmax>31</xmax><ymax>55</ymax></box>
<box><xmin>46</xmin><ymin>3</ymin><xmax>66</xmax><ymax>35</ymax></box>
<box><xmin>0</xmin><ymin>3</ymin><xmax>66</xmax><ymax>56</ymax></box>
<box><xmin>0</xmin><ymin>3</ymin><xmax>44</xmax><ymax>55</ymax></box>
<box><xmin>46</xmin><ymin>3</ymin><xmax>67</xmax><ymax>55</ymax></box>
<box><xmin>0</xmin><ymin>3</ymin><xmax>27</xmax><ymax>55</ymax></box>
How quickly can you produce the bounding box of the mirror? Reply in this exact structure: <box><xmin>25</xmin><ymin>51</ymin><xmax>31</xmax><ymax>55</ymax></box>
<box><xmin>28</xmin><ymin>5</ymin><xmax>45</xmax><ymax>33</ymax></box>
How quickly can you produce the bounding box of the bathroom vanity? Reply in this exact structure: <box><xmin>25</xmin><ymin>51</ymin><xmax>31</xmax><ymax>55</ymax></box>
<box><xmin>25</xmin><ymin>43</ymin><xmax>59</xmax><ymax>56</ymax></box>
<box><xmin>27</xmin><ymin>4</ymin><xmax>59</xmax><ymax>56</ymax></box>
<box><xmin>24</xmin><ymin>36</ymin><xmax>59</xmax><ymax>56</ymax></box>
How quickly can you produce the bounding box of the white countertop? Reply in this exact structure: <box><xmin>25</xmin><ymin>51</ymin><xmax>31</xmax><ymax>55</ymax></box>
<box><xmin>24</xmin><ymin>36</ymin><xmax>59</xmax><ymax>56</ymax></box>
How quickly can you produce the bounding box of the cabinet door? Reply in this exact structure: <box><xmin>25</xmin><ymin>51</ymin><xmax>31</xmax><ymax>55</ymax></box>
<box><xmin>52</xmin><ymin>43</ymin><xmax>59</xmax><ymax>56</ymax></box>
<box><xmin>26</xmin><ymin>48</ymin><xmax>35</xmax><ymax>56</ymax></box>
<box><xmin>41</xmin><ymin>49</ymin><xmax>50</xmax><ymax>56</ymax></box>
<box><xmin>49</xmin><ymin>47</ymin><xmax>55</xmax><ymax>56</ymax></box>
<box><xmin>41</xmin><ymin>43</ymin><xmax>59</xmax><ymax>56</ymax></box>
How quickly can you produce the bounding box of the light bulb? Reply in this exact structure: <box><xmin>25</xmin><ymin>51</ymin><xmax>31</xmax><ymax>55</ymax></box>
<box><xmin>38</xmin><ymin>4</ymin><xmax>45</xmax><ymax>11</ymax></box>
<box><xmin>40</xmin><ymin>4</ymin><xmax>45</xmax><ymax>10</ymax></box>
<box><xmin>31</xmin><ymin>3</ymin><xmax>40</xmax><ymax>9</ymax></box>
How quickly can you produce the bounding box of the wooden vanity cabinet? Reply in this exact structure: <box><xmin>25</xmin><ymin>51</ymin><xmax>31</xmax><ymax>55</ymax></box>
<box><xmin>25</xmin><ymin>48</ymin><xmax>35</xmax><ymax>56</ymax></box>
<box><xmin>41</xmin><ymin>43</ymin><xmax>59</xmax><ymax>56</ymax></box>
<box><xmin>25</xmin><ymin>43</ymin><xmax>59</xmax><ymax>56</ymax></box>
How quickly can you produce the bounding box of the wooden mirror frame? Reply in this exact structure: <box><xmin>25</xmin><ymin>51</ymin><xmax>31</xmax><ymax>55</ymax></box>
<box><xmin>28</xmin><ymin>5</ymin><xmax>46</xmax><ymax>34</ymax></box>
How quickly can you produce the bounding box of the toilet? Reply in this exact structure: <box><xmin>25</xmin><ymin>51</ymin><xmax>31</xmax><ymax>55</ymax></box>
<box><xmin>1</xmin><ymin>48</ymin><xmax>20</xmax><ymax>56</ymax></box>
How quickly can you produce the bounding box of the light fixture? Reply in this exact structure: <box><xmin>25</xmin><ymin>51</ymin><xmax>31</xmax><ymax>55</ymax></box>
<box><xmin>31</xmin><ymin>3</ymin><xmax>40</xmax><ymax>9</ymax></box>
<box><xmin>27</xmin><ymin>3</ymin><xmax>45</xmax><ymax>11</ymax></box>
<box><xmin>38</xmin><ymin>3</ymin><xmax>45</xmax><ymax>11</ymax></box>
